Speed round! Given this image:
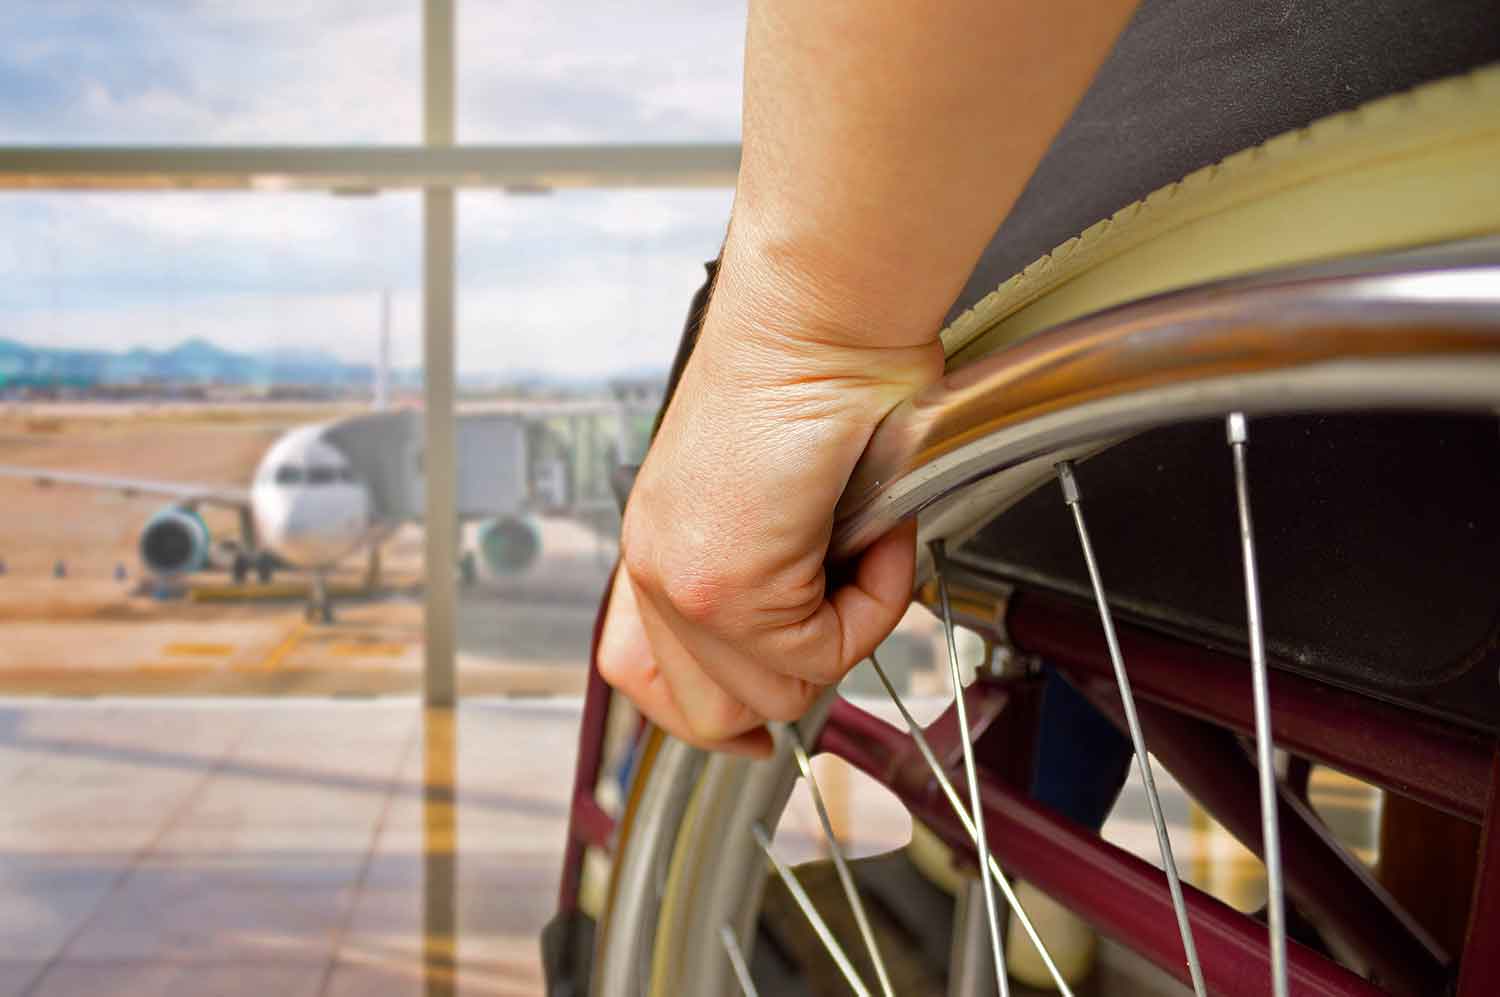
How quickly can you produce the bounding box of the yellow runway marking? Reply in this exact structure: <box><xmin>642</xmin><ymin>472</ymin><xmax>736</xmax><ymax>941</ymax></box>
<box><xmin>259</xmin><ymin>623</ymin><xmax>308</xmax><ymax>671</ymax></box>
<box><xmin>162</xmin><ymin>642</ymin><xmax>235</xmax><ymax>657</ymax></box>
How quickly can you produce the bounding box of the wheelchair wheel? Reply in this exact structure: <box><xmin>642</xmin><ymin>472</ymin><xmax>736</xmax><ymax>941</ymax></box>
<box><xmin>585</xmin><ymin>66</ymin><xmax>1500</xmax><ymax>997</ymax></box>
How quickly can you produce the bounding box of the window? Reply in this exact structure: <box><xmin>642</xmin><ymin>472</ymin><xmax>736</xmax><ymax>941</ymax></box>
<box><xmin>458</xmin><ymin>2</ymin><xmax>744</xmax><ymax>143</ymax></box>
<box><xmin>274</xmin><ymin>465</ymin><xmax>304</xmax><ymax>485</ymax></box>
<box><xmin>1</xmin><ymin>4</ymin><xmax>420</xmax><ymax>145</ymax></box>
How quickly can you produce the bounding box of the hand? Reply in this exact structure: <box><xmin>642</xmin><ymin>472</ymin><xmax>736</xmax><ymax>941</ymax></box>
<box><xmin>594</xmin><ymin>0</ymin><xmax>1135</xmax><ymax>752</ymax></box>
<box><xmin>598</xmin><ymin>238</ymin><xmax>942</xmax><ymax>755</ymax></box>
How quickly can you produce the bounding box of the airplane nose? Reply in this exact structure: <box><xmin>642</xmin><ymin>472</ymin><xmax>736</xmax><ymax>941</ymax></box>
<box><xmin>274</xmin><ymin>491</ymin><xmax>368</xmax><ymax>566</ymax></box>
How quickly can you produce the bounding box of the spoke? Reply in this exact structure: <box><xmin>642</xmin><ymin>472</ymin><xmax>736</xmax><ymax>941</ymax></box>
<box><xmin>868</xmin><ymin>653</ymin><xmax>1075</xmax><ymax>997</ymax></box>
<box><xmin>789</xmin><ymin>728</ymin><xmax>897</xmax><ymax>997</ymax></box>
<box><xmin>720</xmin><ymin>924</ymin><xmax>761</xmax><ymax>997</ymax></box>
<box><xmin>932</xmin><ymin>540</ymin><xmax>1010</xmax><ymax>997</ymax></box>
<box><xmin>1227</xmin><ymin>413</ymin><xmax>1289</xmax><ymax>997</ymax></box>
<box><xmin>1056</xmin><ymin>461</ymin><xmax>1207</xmax><ymax>997</ymax></box>
<box><xmin>950</xmin><ymin>878</ymin><xmax>1001</xmax><ymax>995</ymax></box>
<box><xmin>751</xmin><ymin>822</ymin><xmax>875</xmax><ymax>997</ymax></box>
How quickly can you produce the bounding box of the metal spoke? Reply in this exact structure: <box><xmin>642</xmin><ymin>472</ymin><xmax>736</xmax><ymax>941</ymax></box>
<box><xmin>720</xmin><ymin>924</ymin><xmax>761</xmax><ymax>997</ymax></box>
<box><xmin>1227</xmin><ymin>413</ymin><xmax>1289</xmax><ymax>997</ymax></box>
<box><xmin>932</xmin><ymin>540</ymin><xmax>1010</xmax><ymax>997</ymax></box>
<box><xmin>751</xmin><ymin>822</ymin><xmax>875</xmax><ymax>997</ymax></box>
<box><xmin>789</xmin><ymin>728</ymin><xmax>897</xmax><ymax>997</ymax></box>
<box><xmin>1056</xmin><ymin>461</ymin><xmax>1207</xmax><ymax>997</ymax></box>
<box><xmin>950</xmin><ymin>878</ymin><xmax>1001</xmax><ymax>995</ymax></box>
<box><xmin>868</xmin><ymin>652</ymin><xmax>1075</xmax><ymax>997</ymax></box>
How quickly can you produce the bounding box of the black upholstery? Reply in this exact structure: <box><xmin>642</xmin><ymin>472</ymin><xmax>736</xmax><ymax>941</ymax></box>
<box><xmin>957</xmin><ymin>413</ymin><xmax>1500</xmax><ymax>732</ymax></box>
<box><xmin>946</xmin><ymin>0</ymin><xmax>1500</xmax><ymax>323</ymax></box>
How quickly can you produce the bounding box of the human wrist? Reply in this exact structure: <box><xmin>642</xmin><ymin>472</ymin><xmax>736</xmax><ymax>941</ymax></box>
<box><xmin>713</xmin><ymin>205</ymin><xmax>948</xmax><ymax>355</ymax></box>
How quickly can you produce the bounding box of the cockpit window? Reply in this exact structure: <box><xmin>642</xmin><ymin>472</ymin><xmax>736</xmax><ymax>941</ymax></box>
<box><xmin>274</xmin><ymin>465</ymin><xmax>303</xmax><ymax>486</ymax></box>
<box><xmin>307</xmin><ymin>466</ymin><xmax>339</xmax><ymax>486</ymax></box>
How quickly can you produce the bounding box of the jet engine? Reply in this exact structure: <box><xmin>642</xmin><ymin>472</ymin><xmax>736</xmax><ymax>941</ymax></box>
<box><xmin>139</xmin><ymin>506</ymin><xmax>211</xmax><ymax>577</ymax></box>
<box><xmin>473</xmin><ymin>516</ymin><xmax>541</xmax><ymax>577</ymax></box>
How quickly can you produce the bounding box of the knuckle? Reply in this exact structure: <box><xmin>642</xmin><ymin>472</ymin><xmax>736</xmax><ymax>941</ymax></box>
<box><xmin>680</xmin><ymin>720</ymin><xmax>728</xmax><ymax>746</ymax></box>
<box><xmin>619</xmin><ymin>530</ymin><xmax>732</xmax><ymax>629</ymax></box>
<box><xmin>595</xmin><ymin>643</ymin><xmax>627</xmax><ymax>688</ymax></box>
<box><xmin>620</xmin><ymin>518</ymin><xmax>754</xmax><ymax>633</ymax></box>
<box><xmin>759</xmin><ymin>678</ymin><xmax>820</xmax><ymax>724</ymax></box>
<box><xmin>617</xmin><ymin>521</ymin><xmax>658</xmax><ymax>591</ymax></box>
<box><xmin>761</xmin><ymin>623</ymin><xmax>846</xmax><ymax>688</ymax></box>
<box><xmin>791</xmin><ymin>653</ymin><xmax>848</xmax><ymax>688</ymax></box>
<box><xmin>660</xmin><ymin>569</ymin><xmax>734</xmax><ymax>628</ymax></box>
<box><xmin>684</xmin><ymin>696</ymin><xmax>753</xmax><ymax>744</ymax></box>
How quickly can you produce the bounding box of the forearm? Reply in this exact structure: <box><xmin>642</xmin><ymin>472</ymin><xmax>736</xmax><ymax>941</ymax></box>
<box><xmin>605</xmin><ymin>1</ymin><xmax>1141</xmax><ymax>749</ymax></box>
<box><xmin>725</xmin><ymin>0</ymin><xmax>1139</xmax><ymax>350</ymax></box>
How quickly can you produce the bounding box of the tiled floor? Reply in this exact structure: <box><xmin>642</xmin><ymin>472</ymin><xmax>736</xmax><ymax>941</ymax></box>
<box><xmin>0</xmin><ymin>699</ymin><xmax>577</xmax><ymax>996</ymax></box>
<box><xmin>0</xmin><ymin>697</ymin><xmax>1382</xmax><ymax>996</ymax></box>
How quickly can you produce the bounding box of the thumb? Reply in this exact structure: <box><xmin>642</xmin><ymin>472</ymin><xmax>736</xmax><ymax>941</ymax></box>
<box><xmin>828</xmin><ymin>517</ymin><xmax>918</xmax><ymax>673</ymax></box>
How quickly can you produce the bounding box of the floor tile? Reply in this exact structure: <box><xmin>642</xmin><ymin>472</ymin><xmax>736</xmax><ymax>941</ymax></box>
<box><xmin>0</xmin><ymin>766</ymin><xmax>204</xmax><ymax>831</ymax></box>
<box><xmin>362</xmin><ymin>828</ymin><xmax>561</xmax><ymax>890</ymax></box>
<box><xmin>63</xmin><ymin>870</ymin><xmax>354</xmax><ymax>963</ymax></box>
<box><xmin>138</xmin><ymin>824</ymin><xmax>374</xmax><ymax>887</ymax></box>
<box><xmin>341</xmin><ymin>851</ymin><xmax>557</xmax><ymax>969</ymax></box>
<box><xmin>324</xmin><ymin>957</ymin><xmax>541</xmax><ymax>997</ymax></box>
<box><xmin>29</xmin><ymin>961</ymin><xmax>326</xmax><ymax>997</ymax></box>
<box><xmin>0</xmin><ymin>701</ymin><xmax>578</xmax><ymax>997</ymax></box>
<box><xmin>173</xmin><ymin>771</ymin><xmax>395</xmax><ymax>829</ymax></box>
<box><xmin>0</xmin><ymin>963</ymin><xmax>44</xmax><ymax>997</ymax></box>
<box><xmin>0</xmin><ymin>884</ymin><xmax>115</xmax><ymax>961</ymax></box>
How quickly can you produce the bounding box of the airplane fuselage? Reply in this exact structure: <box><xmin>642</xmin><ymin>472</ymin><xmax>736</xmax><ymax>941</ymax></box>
<box><xmin>248</xmin><ymin>427</ymin><xmax>374</xmax><ymax>569</ymax></box>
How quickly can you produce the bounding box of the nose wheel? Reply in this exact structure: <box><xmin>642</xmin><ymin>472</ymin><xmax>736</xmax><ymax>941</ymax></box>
<box><xmin>305</xmin><ymin>572</ymin><xmax>334</xmax><ymax>624</ymax></box>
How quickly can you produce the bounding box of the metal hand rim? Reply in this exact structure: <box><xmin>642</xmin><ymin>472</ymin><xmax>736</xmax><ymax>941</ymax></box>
<box><xmin>832</xmin><ymin>237</ymin><xmax>1500</xmax><ymax>561</ymax></box>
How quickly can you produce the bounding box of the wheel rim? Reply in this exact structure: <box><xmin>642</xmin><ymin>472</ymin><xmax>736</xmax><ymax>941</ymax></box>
<box><xmin>594</xmin><ymin>239</ymin><xmax>1500</xmax><ymax>997</ymax></box>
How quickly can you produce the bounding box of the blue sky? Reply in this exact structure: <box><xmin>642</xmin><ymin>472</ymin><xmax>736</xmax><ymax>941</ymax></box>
<box><xmin>0</xmin><ymin>1</ymin><xmax>743</xmax><ymax>377</ymax></box>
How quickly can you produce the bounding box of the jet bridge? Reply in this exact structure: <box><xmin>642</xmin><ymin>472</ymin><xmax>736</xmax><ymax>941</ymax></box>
<box><xmin>320</xmin><ymin>409</ymin><xmax>534</xmax><ymax>524</ymax></box>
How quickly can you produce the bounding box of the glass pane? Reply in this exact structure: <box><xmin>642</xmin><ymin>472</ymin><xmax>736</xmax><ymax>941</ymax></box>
<box><xmin>0</xmin><ymin>190</ymin><xmax>422</xmax><ymax>693</ymax></box>
<box><xmin>454</xmin><ymin>187</ymin><xmax>731</xmax><ymax>692</ymax></box>
<box><xmin>0</xmin><ymin>2</ymin><xmax>420</xmax><ymax>144</ymax></box>
<box><xmin>458</xmin><ymin>1</ymin><xmax>744</xmax><ymax>143</ymax></box>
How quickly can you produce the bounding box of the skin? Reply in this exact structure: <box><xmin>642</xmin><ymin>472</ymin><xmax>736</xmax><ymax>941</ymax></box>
<box><xmin>600</xmin><ymin>0</ymin><xmax>1140</xmax><ymax>756</ymax></box>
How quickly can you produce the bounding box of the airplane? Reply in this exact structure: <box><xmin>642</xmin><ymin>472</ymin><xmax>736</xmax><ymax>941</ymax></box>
<box><xmin>0</xmin><ymin>297</ymin><xmax>660</xmax><ymax>621</ymax></box>
<box><xmin>0</xmin><ymin>397</ymin><xmax>654</xmax><ymax>622</ymax></box>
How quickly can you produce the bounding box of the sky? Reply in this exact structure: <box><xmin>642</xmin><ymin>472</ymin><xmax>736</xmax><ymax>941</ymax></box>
<box><xmin>0</xmin><ymin>1</ymin><xmax>744</xmax><ymax>378</ymax></box>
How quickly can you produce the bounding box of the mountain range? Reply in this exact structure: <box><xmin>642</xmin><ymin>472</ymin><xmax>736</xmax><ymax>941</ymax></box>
<box><xmin>0</xmin><ymin>337</ymin><xmax>666</xmax><ymax>394</ymax></box>
<box><xmin>0</xmin><ymin>336</ymin><xmax>375</xmax><ymax>390</ymax></box>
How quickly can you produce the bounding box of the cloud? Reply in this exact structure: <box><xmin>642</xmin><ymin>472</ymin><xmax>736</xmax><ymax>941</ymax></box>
<box><xmin>0</xmin><ymin>3</ymin><xmax>744</xmax><ymax>376</ymax></box>
<box><xmin>0</xmin><ymin>243</ymin><xmax>718</xmax><ymax>379</ymax></box>
<box><xmin>0</xmin><ymin>1</ymin><xmax>744</xmax><ymax>144</ymax></box>
<box><xmin>0</xmin><ymin>186</ymin><xmax>732</xmax><ymax>376</ymax></box>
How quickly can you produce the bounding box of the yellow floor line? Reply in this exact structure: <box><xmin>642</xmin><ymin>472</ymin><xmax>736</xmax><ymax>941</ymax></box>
<box><xmin>258</xmin><ymin>623</ymin><xmax>307</xmax><ymax>671</ymax></box>
<box><xmin>162</xmin><ymin>642</ymin><xmax>235</xmax><ymax>658</ymax></box>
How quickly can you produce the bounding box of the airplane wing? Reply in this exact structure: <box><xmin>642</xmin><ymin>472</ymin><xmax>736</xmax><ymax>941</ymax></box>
<box><xmin>0</xmin><ymin>466</ymin><xmax>251</xmax><ymax>508</ymax></box>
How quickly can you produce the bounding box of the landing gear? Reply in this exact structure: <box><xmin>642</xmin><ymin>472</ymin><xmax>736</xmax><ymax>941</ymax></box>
<box><xmin>305</xmin><ymin>572</ymin><xmax>334</xmax><ymax>624</ymax></box>
<box><xmin>459</xmin><ymin>551</ymin><xmax>478</xmax><ymax>588</ymax></box>
<box><xmin>255</xmin><ymin>552</ymin><xmax>275</xmax><ymax>584</ymax></box>
<box><xmin>363</xmin><ymin>547</ymin><xmax>383</xmax><ymax>593</ymax></box>
<box><xmin>231</xmin><ymin>552</ymin><xmax>251</xmax><ymax>585</ymax></box>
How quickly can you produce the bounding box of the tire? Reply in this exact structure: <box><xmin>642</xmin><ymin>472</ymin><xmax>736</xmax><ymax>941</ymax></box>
<box><xmin>589</xmin><ymin>67</ymin><xmax>1500</xmax><ymax>997</ymax></box>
